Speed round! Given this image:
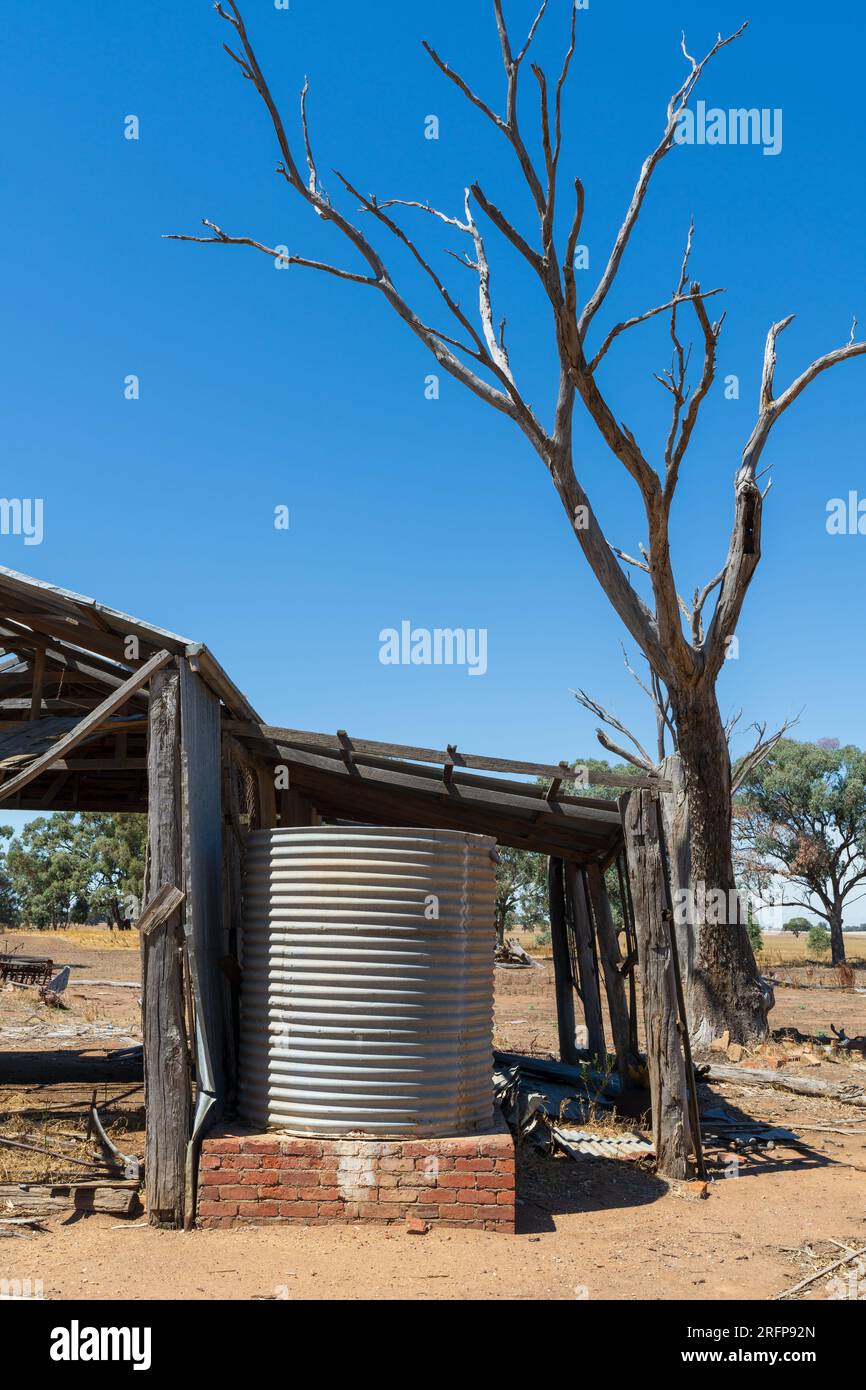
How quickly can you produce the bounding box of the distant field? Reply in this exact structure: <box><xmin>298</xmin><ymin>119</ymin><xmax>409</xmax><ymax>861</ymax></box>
<box><xmin>757</xmin><ymin>931</ymin><xmax>866</xmax><ymax>965</ymax></box>
<box><xmin>8</xmin><ymin>923</ymin><xmax>866</xmax><ymax>965</ymax></box>
<box><xmin>509</xmin><ymin>926</ymin><xmax>866</xmax><ymax>966</ymax></box>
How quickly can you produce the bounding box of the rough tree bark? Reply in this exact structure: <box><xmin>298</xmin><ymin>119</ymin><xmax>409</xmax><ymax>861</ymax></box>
<box><xmin>168</xmin><ymin>2</ymin><xmax>866</xmax><ymax>1043</ymax></box>
<box><xmin>829</xmin><ymin>905</ymin><xmax>846</xmax><ymax>968</ymax></box>
<box><xmin>669</xmin><ymin>686</ymin><xmax>769</xmax><ymax>1044</ymax></box>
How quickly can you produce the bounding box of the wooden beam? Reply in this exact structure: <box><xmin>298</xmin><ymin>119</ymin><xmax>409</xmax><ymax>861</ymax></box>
<box><xmin>225</xmin><ymin>721</ymin><xmax>671</xmax><ymax>791</ymax></box>
<box><xmin>548</xmin><ymin>857</ymin><xmax>579</xmax><ymax>1067</ymax></box>
<box><xmin>46</xmin><ymin>758</ymin><xmax>147</xmax><ymax>772</ymax></box>
<box><xmin>0</xmin><ymin>566</ymin><xmax>192</xmax><ymax>652</ymax></box>
<box><xmin>136</xmin><ymin>884</ymin><xmax>185</xmax><ymax>938</ymax></box>
<box><xmin>29</xmin><ymin>648</ymin><xmax>45</xmax><ymax>720</ymax></box>
<box><xmin>0</xmin><ymin>650</ymin><xmax>170</xmax><ymax>805</ymax></box>
<box><xmin>0</xmin><ymin>622</ymin><xmax>151</xmax><ymax>697</ymax></box>
<box><xmin>586</xmin><ymin>862</ymin><xmax>638</xmax><ymax>1089</ymax></box>
<box><xmin>0</xmin><ymin>612</ymin><xmax>158</xmax><ymax>665</ymax></box>
<box><xmin>142</xmin><ymin>664</ymin><xmax>190</xmax><ymax>1228</ymax></box>
<box><xmin>565</xmin><ymin>863</ymin><xmax>606</xmax><ymax>1060</ymax></box>
<box><xmin>185</xmin><ymin>643</ymin><xmax>263</xmax><ymax>724</ymax></box>
<box><xmin>235</xmin><ymin>734</ymin><xmax>622</xmax><ymax>827</ymax></box>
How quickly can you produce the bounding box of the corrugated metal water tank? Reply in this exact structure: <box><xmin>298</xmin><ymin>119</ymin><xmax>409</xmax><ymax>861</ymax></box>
<box><xmin>238</xmin><ymin>826</ymin><xmax>497</xmax><ymax>1136</ymax></box>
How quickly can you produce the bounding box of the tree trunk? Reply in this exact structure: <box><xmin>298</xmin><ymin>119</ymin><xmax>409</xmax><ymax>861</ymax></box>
<box><xmin>829</xmin><ymin>904</ymin><xmax>847</xmax><ymax>966</ymax></box>
<box><xmin>668</xmin><ymin>683</ymin><xmax>772</xmax><ymax>1047</ymax></box>
<box><xmin>495</xmin><ymin>908</ymin><xmax>506</xmax><ymax>950</ymax></box>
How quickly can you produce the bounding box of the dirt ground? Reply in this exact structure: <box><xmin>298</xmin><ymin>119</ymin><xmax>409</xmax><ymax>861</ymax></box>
<box><xmin>2</xmin><ymin>929</ymin><xmax>865</xmax><ymax>1302</ymax></box>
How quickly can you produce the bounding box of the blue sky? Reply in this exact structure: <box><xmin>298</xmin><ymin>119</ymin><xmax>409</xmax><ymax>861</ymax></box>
<box><xmin>2</xmin><ymin>0</ymin><xmax>865</xmax><ymax>814</ymax></box>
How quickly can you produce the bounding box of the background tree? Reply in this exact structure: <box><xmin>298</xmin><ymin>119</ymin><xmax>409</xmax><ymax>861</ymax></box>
<box><xmin>169</xmin><ymin>2</ymin><xmax>866</xmax><ymax>1042</ymax></box>
<box><xmin>807</xmin><ymin>925</ymin><xmax>831</xmax><ymax>960</ymax></box>
<box><xmin>0</xmin><ymin>826</ymin><xmax>20</xmax><ymax>928</ymax></box>
<box><xmin>495</xmin><ymin>845</ymin><xmax>547</xmax><ymax>945</ymax></box>
<box><xmin>734</xmin><ymin>740</ymin><xmax>866</xmax><ymax>965</ymax></box>
<box><xmin>782</xmin><ymin>916</ymin><xmax>812</xmax><ymax>938</ymax></box>
<box><xmin>5</xmin><ymin>813</ymin><xmax>147</xmax><ymax>930</ymax></box>
<box><xmin>495</xmin><ymin>755</ymin><xmax>633</xmax><ymax>947</ymax></box>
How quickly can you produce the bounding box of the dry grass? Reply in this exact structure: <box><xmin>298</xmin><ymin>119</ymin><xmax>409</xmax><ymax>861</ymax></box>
<box><xmin>0</xmin><ymin>1091</ymin><xmax>140</xmax><ymax>1184</ymax></box>
<box><xmin>757</xmin><ymin>932</ymin><xmax>866</xmax><ymax>967</ymax></box>
<box><xmin>8</xmin><ymin>926</ymin><xmax>139</xmax><ymax>951</ymax></box>
<box><xmin>510</xmin><ymin>927</ymin><xmax>866</xmax><ymax>968</ymax></box>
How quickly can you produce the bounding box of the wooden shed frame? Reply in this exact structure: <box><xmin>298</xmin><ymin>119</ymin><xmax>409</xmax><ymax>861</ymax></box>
<box><xmin>0</xmin><ymin>566</ymin><xmax>696</xmax><ymax>1224</ymax></box>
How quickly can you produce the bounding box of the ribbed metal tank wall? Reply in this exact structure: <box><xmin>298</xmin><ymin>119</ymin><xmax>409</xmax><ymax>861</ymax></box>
<box><xmin>238</xmin><ymin>826</ymin><xmax>497</xmax><ymax>1136</ymax></box>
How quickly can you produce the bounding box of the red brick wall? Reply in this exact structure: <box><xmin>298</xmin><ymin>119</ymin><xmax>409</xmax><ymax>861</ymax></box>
<box><xmin>198</xmin><ymin>1118</ymin><xmax>515</xmax><ymax>1233</ymax></box>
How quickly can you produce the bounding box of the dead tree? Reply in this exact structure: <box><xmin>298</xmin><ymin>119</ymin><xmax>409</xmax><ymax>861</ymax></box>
<box><xmin>168</xmin><ymin>2</ymin><xmax>866</xmax><ymax>1044</ymax></box>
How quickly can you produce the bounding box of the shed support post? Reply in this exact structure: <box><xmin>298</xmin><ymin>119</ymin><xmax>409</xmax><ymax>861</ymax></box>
<box><xmin>564</xmin><ymin>862</ymin><xmax>606</xmax><ymax>1061</ymax></box>
<box><xmin>548</xmin><ymin>857</ymin><xmax>579</xmax><ymax>1067</ymax></box>
<box><xmin>621</xmin><ymin>788</ymin><xmax>693</xmax><ymax>1180</ymax></box>
<box><xmin>142</xmin><ymin>662</ymin><xmax>191</xmax><ymax>1227</ymax></box>
<box><xmin>586</xmin><ymin>862</ymin><xmax>637</xmax><ymax>1089</ymax></box>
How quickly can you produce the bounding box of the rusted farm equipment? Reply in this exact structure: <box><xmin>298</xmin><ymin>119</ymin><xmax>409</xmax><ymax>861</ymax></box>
<box><xmin>0</xmin><ymin>954</ymin><xmax>54</xmax><ymax>987</ymax></box>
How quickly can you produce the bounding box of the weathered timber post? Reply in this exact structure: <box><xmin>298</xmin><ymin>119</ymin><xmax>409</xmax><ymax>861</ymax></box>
<box><xmin>586</xmin><ymin>862</ymin><xmax>638</xmax><ymax>1089</ymax></box>
<box><xmin>659</xmin><ymin>753</ymin><xmax>695</xmax><ymax>1024</ymax></box>
<box><xmin>548</xmin><ymin>857</ymin><xmax>579</xmax><ymax>1066</ymax></box>
<box><xmin>142</xmin><ymin>662</ymin><xmax>191</xmax><ymax>1227</ymax></box>
<box><xmin>256</xmin><ymin>760</ymin><xmax>277</xmax><ymax>829</ymax></box>
<box><xmin>564</xmin><ymin>862</ymin><xmax>606</xmax><ymax>1060</ymax></box>
<box><xmin>616</xmin><ymin>852</ymin><xmax>641</xmax><ymax>1059</ymax></box>
<box><xmin>621</xmin><ymin>787</ymin><xmax>693</xmax><ymax>1179</ymax></box>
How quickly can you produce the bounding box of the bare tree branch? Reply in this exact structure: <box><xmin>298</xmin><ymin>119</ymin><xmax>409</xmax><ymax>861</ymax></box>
<box><xmin>578</xmin><ymin>22</ymin><xmax>748</xmax><ymax>342</ymax></box>
<box><xmin>163</xmin><ymin>219</ymin><xmax>374</xmax><ymax>284</ymax></box>
<box><xmin>590</xmin><ymin>287</ymin><xmax>724</xmax><ymax>374</ymax></box>
<box><xmin>705</xmin><ymin>322</ymin><xmax>866</xmax><ymax>673</ymax></box>
<box><xmin>731</xmin><ymin>717</ymin><xmax>799</xmax><ymax>793</ymax></box>
<box><xmin>571</xmin><ymin>688</ymin><xmax>655</xmax><ymax>770</ymax></box>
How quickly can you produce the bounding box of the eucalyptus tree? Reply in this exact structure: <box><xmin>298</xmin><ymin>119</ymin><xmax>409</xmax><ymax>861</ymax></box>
<box><xmin>169</xmin><ymin>3</ymin><xmax>865</xmax><ymax>1041</ymax></box>
<box><xmin>735</xmin><ymin>741</ymin><xmax>866</xmax><ymax>966</ymax></box>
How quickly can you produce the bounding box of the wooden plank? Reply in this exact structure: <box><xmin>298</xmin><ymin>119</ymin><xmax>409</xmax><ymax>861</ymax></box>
<box><xmin>48</xmin><ymin>758</ymin><xmax>148</xmax><ymax>772</ymax></box>
<box><xmin>564</xmin><ymin>863</ymin><xmax>606</xmax><ymax>1059</ymax></box>
<box><xmin>254</xmin><ymin>739</ymin><xmax>622</xmax><ymax>828</ymax></box>
<box><xmin>0</xmin><ymin>611</ymin><xmax>159</xmax><ymax>665</ymax></box>
<box><xmin>0</xmin><ymin>650</ymin><xmax>170</xmax><ymax>805</ymax></box>
<box><xmin>0</xmin><ymin>623</ymin><xmax>150</xmax><ymax>697</ymax></box>
<box><xmin>256</xmin><ymin>761</ymin><xmax>278</xmax><ymax>828</ymax></box>
<box><xmin>225</xmin><ymin>721</ymin><xmax>671</xmax><ymax>791</ymax></box>
<box><xmin>586</xmin><ymin>862</ymin><xmax>637</xmax><ymax>1088</ymax></box>
<box><xmin>185</xmin><ymin>643</ymin><xmax>263</xmax><ymax>724</ymax></box>
<box><xmin>0</xmin><ymin>564</ymin><xmax>193</xmax><ymax>651</ymax></box>
<box><xmin>0</xmin><ymin>1183</ymin><xmax>140</xmax><ymax>1217</ymax></box>
<box><xmin>136</xmin><ymin>883</ymin><xmax>185</xmax><ymax>938</ymax></box>
<box><xmin>29</xmin><ymin>648</ymin><xmax>45</xmax><ymax>719</ymax></box>
<box><xmin>548</xmin><ymin>857</ymin><xmax>579</xmax><ymax>1066</ymax></box>
<box><xmin>621</xmin><ymin>788</ymin><xmax>693</xmax><ymax>1179</ymax></box>
<box><xmin>142</xmin><ymin>663</ymin><xmax>190</xmax><ymax>1228</ymax></box>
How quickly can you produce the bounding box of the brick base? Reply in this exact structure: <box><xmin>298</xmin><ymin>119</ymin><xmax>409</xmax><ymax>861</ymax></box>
<box><xmin>197</xmin><ymin>1109</ymin><xmax>515</xmax><ymax>1233</ymax></box>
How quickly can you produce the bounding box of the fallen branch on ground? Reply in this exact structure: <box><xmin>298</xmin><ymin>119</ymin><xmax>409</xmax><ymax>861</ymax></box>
<box><xmin>701</xmin><ymin>1063</ymin><xmax>866</xmax><ymax>1107</ymax></box>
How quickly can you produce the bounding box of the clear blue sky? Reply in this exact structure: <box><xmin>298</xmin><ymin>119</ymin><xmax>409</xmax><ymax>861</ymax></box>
<box><xmin>2</xmin><ymin>0</ymin><xmax>865</xmax><ymax>793</ymax></box>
